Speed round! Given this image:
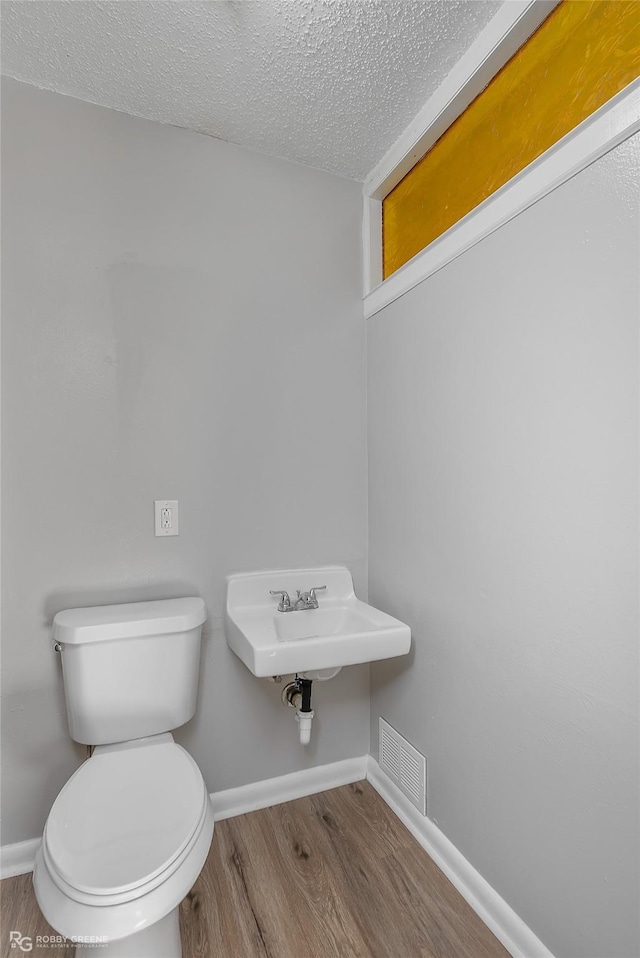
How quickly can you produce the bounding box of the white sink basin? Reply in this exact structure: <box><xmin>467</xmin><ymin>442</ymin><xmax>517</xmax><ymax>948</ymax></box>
<box><xmin>225</xmin><ymin>566</ymin><xmax>411</xmax><ymax>677</ymax></box>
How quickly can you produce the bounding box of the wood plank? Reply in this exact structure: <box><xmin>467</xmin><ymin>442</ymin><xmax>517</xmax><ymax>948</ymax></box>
<box><xmin>310</xmin><ymin>784</ymin><xmax>443</xmax><ymax>958</ymax></box>
<box><xmin>254</xmin><ymin>795</ymin><xmax>374</xmax><ymax>958</ymax></box>
<box><xmin>0</xmin><ymin>872</ymin><xmax>74</xmax><ymax>957</ymax></box>
<box><xmin>311</xmin><ymin>783</ymin><xmax>508</xmax><ymax>958</ymax></box>
<box><xmin>179</xmin><ymin>819</ymin><xmax>269</xmax><ymax>958</ymax></box>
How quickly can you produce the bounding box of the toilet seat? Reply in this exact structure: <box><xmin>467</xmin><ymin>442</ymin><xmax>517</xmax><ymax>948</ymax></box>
<box><xmin>33</xmin><ymin>790</ymin><xmax>215</xmax><ymax>945</ymax></box>
<box><xmin>43</xmin><ymin>740</ymin><xmax>208</xmax><ymax>906</ymax></box>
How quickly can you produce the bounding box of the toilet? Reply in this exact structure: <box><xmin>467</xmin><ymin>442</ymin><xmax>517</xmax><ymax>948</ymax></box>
<box><xmin>33</xmin><ymin>597</ymin><xmax>214</xmax><ymax>958</ymax></box>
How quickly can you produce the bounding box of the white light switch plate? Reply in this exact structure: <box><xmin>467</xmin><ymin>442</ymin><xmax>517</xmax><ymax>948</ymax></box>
<box><xmin>154</xmin><ymin>500</ymin><xmax>179</xmax><ymax>536</ymax></box>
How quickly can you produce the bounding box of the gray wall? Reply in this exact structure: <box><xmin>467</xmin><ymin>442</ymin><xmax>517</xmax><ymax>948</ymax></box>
<box><xmin>1</xmin><ymin>78</ymin><xmax>368</xmax><ymax>845</ymax></box>
<box><xmin>368</xmin><ymin>134</ymin><xmax>639</xmax><ymax>958</ymax></box>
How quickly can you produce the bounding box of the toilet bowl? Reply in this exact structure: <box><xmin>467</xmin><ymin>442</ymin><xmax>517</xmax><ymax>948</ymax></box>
<box><xmin>34</xmin><ymin>735</ymin><xmax>214</xmax><ymax>957</ymax></box>
<box><xmin>33</xmin><ymin>598</ymin><xmax>213</xmax><ymax>958</ymax></box>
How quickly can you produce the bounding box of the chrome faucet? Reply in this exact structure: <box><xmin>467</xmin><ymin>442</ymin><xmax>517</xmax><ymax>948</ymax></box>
<box><xmin>270</xmin><ymin>586</ymin><xmax>326</xmax><ymax>613</ymax></box>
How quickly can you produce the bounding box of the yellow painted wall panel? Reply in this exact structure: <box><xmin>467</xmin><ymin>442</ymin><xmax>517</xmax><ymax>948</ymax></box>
<box><xmin>383</xmin><ymin>0</ymin><xmax>640</xmax><ymax>278</ymax></box>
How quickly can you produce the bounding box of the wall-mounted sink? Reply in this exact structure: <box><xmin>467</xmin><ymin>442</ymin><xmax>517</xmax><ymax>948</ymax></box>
<box><xmin>225</xmin><ymin>566</ymin><xmax>411</xmax><ymax>677</ymax></box>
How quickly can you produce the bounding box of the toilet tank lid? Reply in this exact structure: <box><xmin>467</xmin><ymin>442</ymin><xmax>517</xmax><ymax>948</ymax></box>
<box><xmin>53</xmin><ymin>597</ymin><xmax>206</xmax><ymax>645</ymax></box>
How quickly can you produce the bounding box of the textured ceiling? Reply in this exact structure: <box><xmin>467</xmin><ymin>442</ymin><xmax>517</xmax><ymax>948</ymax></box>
<box><xmin>1</xmin><ymin>0</ymin><xmax>502</xmax><ymax>180</ymax></box>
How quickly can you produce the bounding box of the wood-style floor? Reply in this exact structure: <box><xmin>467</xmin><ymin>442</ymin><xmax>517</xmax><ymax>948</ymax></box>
<box><xmin>1</xmin><ymin>782</ymin><xmax>509</xmax><ymax>958</ymax></box>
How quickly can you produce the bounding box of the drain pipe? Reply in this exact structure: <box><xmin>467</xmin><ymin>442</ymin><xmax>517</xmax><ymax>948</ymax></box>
<box><xmin>282</xmin><ymin>677</ymin><xmax>314</xmax><ymax>745</ymax></box>
<box><xmin>296</xmin><ymin>678</ymin><xmax>314</xmax><ymax>746</ymax></box>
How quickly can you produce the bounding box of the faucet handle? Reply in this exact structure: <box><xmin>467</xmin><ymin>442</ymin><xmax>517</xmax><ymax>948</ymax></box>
<box><xmin>270</xmin><ymin>590</ymin><xmax>291</xmax><ymax>612</ymax></box>
<box><xmin>309</xmin><ymin>586</ymin><xmax>326</xmax><ymax>605</ymax></box>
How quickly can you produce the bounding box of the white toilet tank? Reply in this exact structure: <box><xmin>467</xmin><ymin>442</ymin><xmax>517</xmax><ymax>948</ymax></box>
<box><xmin>53</xmin><ymin>597</ymin><xmax>206</xmax><ymax>745</ymax></box>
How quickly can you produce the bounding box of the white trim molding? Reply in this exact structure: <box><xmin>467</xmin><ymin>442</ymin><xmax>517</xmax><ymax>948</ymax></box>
<box><xmin>0</xmin><ymin>758</ymin><xmax>369</xmax><ymax>879</ymax></box>
<box><xmin>367</xmin><ymin>758</ymin><xmax>555</xmax><ymax>958</ymax></box>
<box><xmin>0</xmin><ymin>838</ymin><xmax>41</xmax><ymax>879</ymax></box>
<box><xmin>364</xmin><ymin>0</ymin><xmax>559</xmax><ymax>203</ymax></box>
<box><xmin>1</xmin><ymin>755</ymin><xmax>554</xmax><ymax>958</ymax></box>
<box><xmin>210</xmin><ymin>756</ymin><xmax>368</xmax><ymax>822</ymax></box>
<box><xmin>362</xmin><ymin>0</ymin><xmax>560</xmax><ymax>297</ymax></box>
<box><xmin>363</xmin><ymin>80</ymin><xmax>640</xmax><ymax>318</ymax></box>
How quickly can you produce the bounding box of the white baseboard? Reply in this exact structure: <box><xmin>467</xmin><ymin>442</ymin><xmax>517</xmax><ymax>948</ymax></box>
<box><xmin>0</xmin><ymin>838</ymin><xmax>41</xmax><ymax>879</ymax></box>
<box><xmin>210</xmin><ymin>755</ymin><xmax>368</xmax><ymax>821</ymax></box>
<box><xmin>0</xmin><ymin>757</ymin><xmax>368</xmax><ymax>881</ymax></box>
<box><xmin>367</xmin><ymin>758</ymin><xmax>554</xmax><ymax>958</ymax></box>
<box><xmin>0</xmin><ymin>754</ymin><xmax>554</xmax><ymax>958</ymax></box>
